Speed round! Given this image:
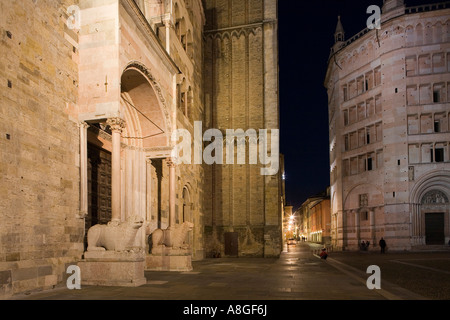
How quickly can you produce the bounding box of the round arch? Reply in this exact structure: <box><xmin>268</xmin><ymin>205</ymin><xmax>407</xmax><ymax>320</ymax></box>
<box><xmin>343</xmin><ymin>183</ymin><xmax>383</xmax><ymax>211</ymax></box>
<box><xmin>182</xmin><ymin>185</ymin><xmax>192</xmax><ymax>223</ymax></box>
<box><xmin>410</xmin><ymin>170</ymin><xmax>450</xmax><ymax>204</ymax></box>
<box><xmin>120</xmin><ymin>62</ymin><xmax>172</xmax><ymax>149</ymax></box>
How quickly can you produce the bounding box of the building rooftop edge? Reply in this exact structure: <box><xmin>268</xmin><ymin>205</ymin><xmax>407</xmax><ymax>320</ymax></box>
<box><xmin>327</xmin><ymin>1</ymin><xmax>450</xmax><ymax>64</ymax></box>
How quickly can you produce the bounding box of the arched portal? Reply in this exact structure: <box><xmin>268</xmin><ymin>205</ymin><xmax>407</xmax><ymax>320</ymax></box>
<box><xmin>421</xmin><ymin>190</ymin><xmax>449</xmax><ymax>245</ymax></box>
<box><xmin>115</xmin><ymin>63</ymin><xmax>172</xmax><ymax>239</ymax></box>
<box><xmin>410</xmin><ymin>170</ymin><xmax>450</xmax><ymax>246</ymax></box>
<box><xmin>120</xmin><ymin>65</ymin><xmax>171</xmax><ymax>149</ymax></box>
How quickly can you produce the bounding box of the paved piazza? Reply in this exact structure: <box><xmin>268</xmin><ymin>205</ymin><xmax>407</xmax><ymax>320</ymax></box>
<box><xmin>12</xmin><ymin>242</ymin><xmax>448</xmax><ymax>301</ymax></box>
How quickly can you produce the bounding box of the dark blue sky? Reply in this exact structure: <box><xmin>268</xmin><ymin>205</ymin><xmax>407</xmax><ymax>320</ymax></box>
<box><xmin>278</xmin><ymin>0</ymin><xmax>443</xmax><ymax>210</ymax></box>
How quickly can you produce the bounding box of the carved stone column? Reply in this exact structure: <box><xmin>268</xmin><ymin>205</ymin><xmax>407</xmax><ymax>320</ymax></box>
<box><xmin>78</xmin><ymin>121</ymin><xmax>90</xmax><ymax>219</ymax></box>
<box><xmin>167</xmin><ymin>158</ymin><xmax>176</xmax><ymax>228</ymax></box>
<box><xmin>146</xmin><ymin>159</ymin><xmax>153</xmax><ymax>223</ymax></box>
<box><xmin>107</xmin><ymin>118</ymin><xmax>126</xmax><ymax>223</ymax></box>
<box><xmin>164</xmin><ymin>17</ymin><xmax>172</xmax><ymax>55</ymax></box>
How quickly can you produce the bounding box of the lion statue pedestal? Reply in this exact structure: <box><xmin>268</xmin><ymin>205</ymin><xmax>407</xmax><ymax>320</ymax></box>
<box><xmin>146</xmin><ymin>222</ymin><xmax>194</xmax><ymax>272</ymax></box>
<box><xmin>78</xmin><ymin>216</ymin><xmax>147</xmax><ymax>287</ymax></box>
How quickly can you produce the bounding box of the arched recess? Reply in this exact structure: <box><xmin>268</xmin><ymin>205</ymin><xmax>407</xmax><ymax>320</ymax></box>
<box><xmin>120</xmin><ymin>62</ymin><xmax>172</xmax><ymax>149</ymax></box>
<box><xmin>343</xmin><ymin>183</ymin><xmax>384</xmax><ymax>247</ymax></box>
<box><xmin>445</xmin><ymin>19</ymin><xmax>450</xmax><ymax>42</ymax></box>
<box><xmin>410</xmin><ymin>170</ymin><xmax>450</xmax><ymax>245</ymax></box>
<box><xmin>343</xmin><ymin>183</ymin><xmax>384</xmax><ymax>211</ymax></box>
<box><xmin>405</xmin><ymin>25</ymin><xmax>414</xmax><ymax>46</ymax></box>
<box><xmin>182</xmin><ymin>185</ymin><xmax>192</xmax><ymax>223</ymax></box>
<box><xmin>118</xmin><ymin>62</ymin><xmax>173</xmax><ymax>234</ymax></box>
<box><xmin>434</xmin><ymin>21</ymin><xmax>443</xmax><ymax>43</ymax></box>
<box><xmin>424</xmin><ymin>22</ymin><xmax>433</xmax><ymax>45</ymax></box>
<box><xmin>415</xmin><ymin>23</ymin><xmax>423</xmax><ymax>46</ymax></box>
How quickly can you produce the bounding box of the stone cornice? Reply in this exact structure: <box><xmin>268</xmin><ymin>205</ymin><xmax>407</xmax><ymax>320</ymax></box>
<box><xmin>204</xmin><ymin>20</ymin><xmax>275</xmax><ymax>38</ymax></box>
<box><xmin>144</xmin><ymin>146</ymin><xmax>173</xmax><ymax>159</ymax></box>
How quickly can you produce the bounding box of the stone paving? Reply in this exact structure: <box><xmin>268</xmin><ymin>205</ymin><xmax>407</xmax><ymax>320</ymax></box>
<box><xmin>11</xmin><ymin>242</ymin><xmax>447</xmax><ymax>301</ymax></box>
<box><xmin>324</xmin><ymin>248</ymin><xmax>450</xmax><ymax>300</ymax></box>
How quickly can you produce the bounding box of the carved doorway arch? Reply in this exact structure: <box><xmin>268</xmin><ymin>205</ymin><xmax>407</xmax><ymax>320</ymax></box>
<box><xmin>421</xmin><ymin>190</ymin><xmax>448</xmax><ymax>245</ymax></box>
<box><xmin>410</xmin><ymin>171</ymin><xmax>450</xmax><ymax>246</ymax></box>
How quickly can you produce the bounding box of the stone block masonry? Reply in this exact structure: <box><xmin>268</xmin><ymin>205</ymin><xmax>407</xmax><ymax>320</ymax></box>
<box><xmin>325</xmin><ymin>1</ymin><xmax>450</xmax><ymax>251</ymax></box>
<box><xmin>0</xmin><ymin>0</ymin><xmax>84</xmax><ymax>298</ymax></box>
<box><xmin>202</xmin><ymin>0</ymin><xmax>282</xmax><ymax>258</ymax></box>
<box><xmin>0</xmin><ymin>0</ymin><xmax>282</xmax><ymax>298</ymax></box>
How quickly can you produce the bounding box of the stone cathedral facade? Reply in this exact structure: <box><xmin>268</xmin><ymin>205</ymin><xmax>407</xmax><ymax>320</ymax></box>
<box><xmin>326</xmin><ymin>0</ymin><xmax>450</xmax><ymax>251</ymax></box>
<box><xmin>0</xmin><ymin>0</ymin><xmax>281</xmax><ymax>298</ymax></box>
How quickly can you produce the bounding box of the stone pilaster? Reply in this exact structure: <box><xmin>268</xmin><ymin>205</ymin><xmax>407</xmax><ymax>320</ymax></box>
<box><xmin>78</xmin><ymin>121</ymin><xmax>90</xmax><ymax>219</ymax></box>
<box><xmin>167</xmin><ymin>158</ymin><xmax>177</xmax><ymax>228</ymax></box>
<box><xmin>107</xmin><ymin>118</ymin><xmax>126</xmax><ymax>223</ymax></box>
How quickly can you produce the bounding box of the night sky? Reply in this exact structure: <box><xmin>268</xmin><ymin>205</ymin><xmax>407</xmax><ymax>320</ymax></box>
<box><xmin>278</xmin><ymin>0</ymin><xmax>444</xmax><ymax>210</ymax></box>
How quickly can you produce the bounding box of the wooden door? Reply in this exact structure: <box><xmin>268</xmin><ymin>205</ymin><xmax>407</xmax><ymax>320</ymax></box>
<box><xmin>85</xmin><ymin>144</ymin><xmax>112</xmax><ymax>249</ymax></box>
<box><xmin>224</xmin><ymin>232</ymin><xmax>239</xmax><ymax>257</ymax></box>
<box><xmin>425</xmin><ymin>213</ymin><xmax>444</xmax><ymax>245</ymax></box>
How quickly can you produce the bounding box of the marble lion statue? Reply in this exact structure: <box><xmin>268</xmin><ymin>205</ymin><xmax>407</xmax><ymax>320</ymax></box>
<box><xmin>87</xmin><ymin>215</ymin><xmax>144</xmax><ymax>252</ymax></box>
<box><xmin>151</xmin><ymin>221</ymin><xmax>194</xmax><ymax>251</ymax></box>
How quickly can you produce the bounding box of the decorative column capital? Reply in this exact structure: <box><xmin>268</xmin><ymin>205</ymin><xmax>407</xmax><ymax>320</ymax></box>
<box><xmin>107</xmin><ymin>117</ymin><xmax>126</xmax><ymax>133</ymax></box>
<box><xmin>166</xmin><ymin>157</ymin><xmax>177</xmax><ymax>168</ymax></box>
<box><xmin>79</xmin><ymin>121</ymin><xmax>90</xmax><ymax>130</ymax></box>
<box><xmin>163</xmin><ymin>13</ymin><xmax>174</xmax><ymax>27</ymax></box>
<box><xmin>76</xmin><ymin>211</ymin><xmax>88</xmax><ymax>219</ymax></box>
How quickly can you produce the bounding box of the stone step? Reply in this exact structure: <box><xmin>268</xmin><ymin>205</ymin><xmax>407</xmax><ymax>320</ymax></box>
<box><xmin>411</xmin><ymin>245</ymin><xmax>450</xmax><ymax>252</ymax></box>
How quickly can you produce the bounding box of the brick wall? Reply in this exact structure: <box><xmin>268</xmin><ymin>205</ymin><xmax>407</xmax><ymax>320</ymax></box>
<box><xmin>203</xmin><ymin>0</ymin><xmax>281</xmax><ymax>258</ymax></box>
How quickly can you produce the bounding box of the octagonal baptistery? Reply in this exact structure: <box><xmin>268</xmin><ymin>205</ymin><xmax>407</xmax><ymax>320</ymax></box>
<box><xmin>325</xmin><ymin>0</ymin><xmax>450</xmax><ymax>251</ymax></box>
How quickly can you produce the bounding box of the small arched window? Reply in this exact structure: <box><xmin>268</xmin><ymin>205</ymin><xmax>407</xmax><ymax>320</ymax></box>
<box><xmin>186</xmin><ymin>30</ymin><xmax>193</xmax><ymax>57</ymax></box>
<box><xmin>186</xmin><ymin>86</ymin><xmax>193</xmax><ymax>119</ymax></box>
<box><xmin>177</xmin><ymin>78</ymin><xmax>190</xmax><ymax>118</ymax></box>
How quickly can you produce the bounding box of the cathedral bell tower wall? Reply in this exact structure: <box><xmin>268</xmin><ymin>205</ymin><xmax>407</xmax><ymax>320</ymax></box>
<box><xmin>203</xmin><ymin>0</ymin><xmax>282</xmax><ymax>258</ymax></box>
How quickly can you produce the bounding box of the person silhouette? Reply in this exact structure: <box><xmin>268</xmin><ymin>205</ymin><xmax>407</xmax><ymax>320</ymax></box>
<box><xmin>320</xmin><ymin>248</ymin><xmax>328</xmax><ymax>260</ymax></box>
<box><xmin>379</xmin><ymin>238</ymin><xmax>386</xmax><ymax>254</ymax></box>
